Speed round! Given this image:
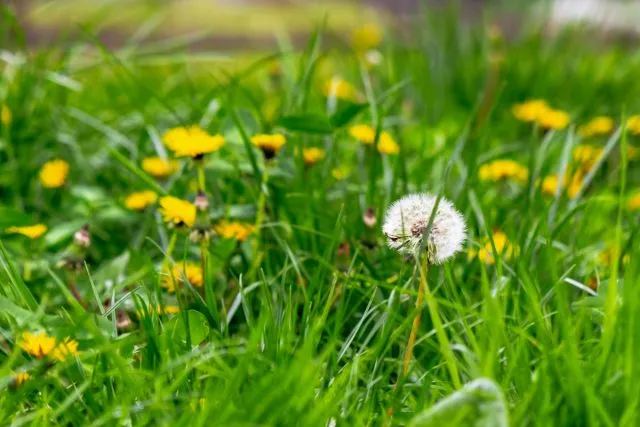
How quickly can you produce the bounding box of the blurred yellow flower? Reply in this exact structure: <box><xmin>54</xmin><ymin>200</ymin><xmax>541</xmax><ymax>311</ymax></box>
<box><xmin>537</xmin><ymin>109</ymin><xmax>570</xmax><ymax>130</ymax></box>
<box><xmin>163</xmin><ymin>305</ymin><xmax>180</xmax><ymax>315</ymax></box>
<box><xmin>349</xmin><ymin>124</ymin><xmax>398</xmax><ymax>154</ymax></box>
<box><xmin>349</xmin><ymin>124</ymin><xmax>376</xmax><ymax>143</ymax></box>
<box><xmin>540</xmin><ymin>173</ymin><xmax>582</xmax><ymax>199</ymax></box>
<box><xmin>13</xmin><ymin>371</ymin><xmax>30</xmax><ymax>387</ymax></box>
<box><xmin>162</xmin><ymin>126</ymin><xmax>224</xmax><ymax>159</ymax></box>
<box><xmin>39</xmin><ymin>159</ymin><xmax>69</xmax><ymax>188</ymax></box>
<box><xmin>1</xmin><ymin>105</ymin><xmax>11</xmax><ymax>125</ymax></box>
<box><xmin>162</xmin><ymin>262</ymin><xmax>203</xmax><ymax>292</ymax></box>
<box><xmin>159</xmin><ymin>196</ymin><xmax>196</xmax><ymax>228</ymax></box>
<box><xmin>125</xmin><ymin>191</ymin><xmax>158</xmax><ymax>211</ymax></box>
<box><xmin>478</xmin><ymin>159</ymin><xmax>528</xmax><ymax>183</ymax></box>
<box><xmin>469</xmin><ymin>231</ymin><xmax>513</xmax><ymax>264</ymax></box>
<box><xmin>578</xmin><ymin>116</ymin><xmax>614</xmax><ymax>138</ymax></box>
<box><xmin>573</xmin><ymin>144</ymin><xmax>603</xmax><ymax>171</ymax></box>
<box><xmin>51</xmin><ymin>338</ymin><xmax>79</xmax><ymax>362</ymax></box>
<box><xmin>323</xmin><ymin>77</ymin><xmax>357</xmax><ymax>101</ymax></box>
<box><xmin>352</xmin><ymin>23</ymin><xmax>383</xmax><ymax>52</ymax></box>
<box><xmin>142</xmin><ymin>156</ymin><xmax>179</xmax><ymax>178</ymax></box>
<box><xmin>598</xmin><ymin>246</ymin><xmax>630</xmax><ymax>267</ymax></box>
<box><xmin>252</xmin><ymin>133</ymin><xmax>286</xmax><ymax>159</ymax></box>
<box><xmin>6</xmin><ymin>224</ymin><xmax>47</xmax><ymax>239</ymax></box>
<box><xmin>303</xmin><ymin>147</ymin><xmax>325</xmax><ymax>166</ymax></box>
<box><xmin>628</xmin><ymin>193</ymin><xmax>640</xmax><ymax>211</ymax></box>
<box><xmin>331</xmin><ymin>166</ymin><xmax>350</xmax><ymax>180</ymax></box>
<box><xmin>511</xmin><ymin>100</ymin><xmax>549</xmax><ymax>122</ymax></box>
<box><xmin>20</xmin><ymin>332</ymin><xmax>57</xmax><ymax>358</ymax></box>
<box><xmin>627</xmin><ymin>115</ymin><xmax>640</xmax><ymax>135</ymax></box>
<box><xmin>214</xmin><ymin>220</ymin><xmax>255</xmax><ymax>241</ymax></box>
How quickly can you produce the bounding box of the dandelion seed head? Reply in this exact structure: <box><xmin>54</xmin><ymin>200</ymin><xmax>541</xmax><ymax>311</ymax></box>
<box><xmin>382</xmin><ymin>193</ymin><xmax>466</xmax><ymax>263</ymax></box>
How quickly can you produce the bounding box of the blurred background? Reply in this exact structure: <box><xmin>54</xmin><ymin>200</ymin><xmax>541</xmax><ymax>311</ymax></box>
<box><xmin>4</xmin><ymin>0</ymin><xmax>639</xmax><ymax>50</ymax></box>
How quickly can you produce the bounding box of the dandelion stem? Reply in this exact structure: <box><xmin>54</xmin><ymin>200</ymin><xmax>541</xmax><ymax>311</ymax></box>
<box><xmin>248</xmin><ymin>167</ymin><xmax>269</xmax><ymax>278</ymax></box>
<box><xmin>402</xmin><ymin>260</ymin><xmax>427</xmax><ymax>376</ymax></box>
<box><xmin>197</xmin><ymin>162</ymin><xmax>206</xmax><ymax>191</ymax></box>
<box><xmin>162</xmin><ymin>230</ymin><xmax>178</xmax><ymax>273</ymax></box>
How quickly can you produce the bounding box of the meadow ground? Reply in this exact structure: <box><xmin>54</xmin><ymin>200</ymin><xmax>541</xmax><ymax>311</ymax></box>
<box><xmin>2</xmin><ymin>2</ymin><xmax>640</xmax><ymax>426</ymax></box>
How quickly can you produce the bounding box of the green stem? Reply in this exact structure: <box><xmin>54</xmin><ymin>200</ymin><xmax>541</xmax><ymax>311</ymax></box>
<box><xmin>197</xmin><ymin>161</ymin><xmax>206</xmax><ymax>191</ymax></box>
<box><xmin>248</xmin><ymin>167</ymin><xmax>270</xmax><ymax>278</ymax></box>
<box><xmin>162</xmin><ymin>230</ymin><xmax>178</xmax><ymax>273</ymax></box>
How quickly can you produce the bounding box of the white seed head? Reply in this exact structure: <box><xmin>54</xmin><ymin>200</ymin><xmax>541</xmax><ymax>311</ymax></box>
<box><xmin>382</xmin><ymin>193</ymin><xmax>466</xmax><ymax>263</ymax></box>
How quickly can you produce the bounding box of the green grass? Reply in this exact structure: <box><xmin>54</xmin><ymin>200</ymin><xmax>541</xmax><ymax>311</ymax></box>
<box><xmin>2</xmin><ymin>2</ymin><xmax>640</xmax><ymax>425</ymax></box>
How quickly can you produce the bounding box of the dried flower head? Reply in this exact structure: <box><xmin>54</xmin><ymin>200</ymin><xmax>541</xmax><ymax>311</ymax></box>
<box><xmin>5</xmin><ymin>224</ymin><xmax>47</xmax><ymax>239</ymax></box>
<box><xmin>382</xmin><ymin>193</ymin><xmax>466</xmax><ymax>263</ymax></box>
<box><xmin>363</xmin><ymin>207</ymin><xmax>377</xmax><ymax>228</ymax></box>
<box><xmin>142</xmin><ymin>156</ymin><xmax>179</xmax><ymax>178</ymax></box>
<box><xmin>162</xmin><ymin>126</ymin><xmax>225</xmax><ymax>159</ymax></box>
<box><xmin>159</xmin><ymin>196</ymin><xmax>196</xmax><ymax>228</ymax></box>
<box><xmin>39</xmin><ymin>159</ymin><xmax>69</xmax><ymax>188</ymax></box>
<box><xmin>125</xmin><ymin>191</ymin><xmax>158</xmax><ymax>211</ymax></box>
<box><xmin>73</xmin><ymin>224</ymin><xmax>91</xmax><ymax>247</ymax></box>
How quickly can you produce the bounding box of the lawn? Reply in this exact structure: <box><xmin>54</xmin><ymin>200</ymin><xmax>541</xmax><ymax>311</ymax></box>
<box><xmin>1</xmin><ymin>1</ymin><xmax>640</xmax><ymax>426</ymax></box>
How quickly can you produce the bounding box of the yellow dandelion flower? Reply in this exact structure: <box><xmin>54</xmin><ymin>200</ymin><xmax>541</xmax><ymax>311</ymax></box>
<box><xmin>540</xmin><ymin>173</ymin><xmax>582</xmax><ymax>199</ymax></box>
<box><xmin>629</xmin><ymin>145</ymin><xmax>639</xmax><ymax>160</ymax></box>
<box><xmin>13</xmin><ymin>371</ymin><xmax>30</xmax><ymax>387</ymax></box>
<box><xmin>125</xmin><ymin>191</ymin><xmax>158</xmax><ymax>211</ymax></box>
<box><xmin>627</xmin><ymin>193</ymin><xmax>640</xmax><ymax>211</ymax></box>
<box><xmin>159</xmin><ymin>196</ymin><xmax>196</xmax><ymax>228</ymax></box>
<box><xmin>377</xmin><ymin>133</ymin><xmax>399</xmax><ymax>155</ymax></box>
<box><xmin>352</xmin><ymin>23</ymin><xmax>383</xmax><ymax>52</ymax></box>
<box><xmin>349</xmin><ymin>124</ymin><xmax>376</xmax><ymax>144</ymax></box>
<box><xmin>5</xmin><ymin>224</ymin><xmax>47</xmax><ymax>239</ymax></box>
<box><xmin>142</xmin><ymin>156</ymin><xmax>179</xmax><ymax>178</ymax></box>
<box><xmin>303</xmin><ymin>147</ymin><xmax>325</xmax><ymax>166</ymax></box>
<box><xmin>469</xmin><ymin>231</ymin><xmax>514</xmax><ymax>265</ymax></box>
<box><xmin>478</xmin><ymin>159</ymin><xmax>528</xmax><ymax>184</ymax></box>
<box><xmin>322</xmin><ymin>77</ymin><xmax>357</xmax><ymax>101</ymax></box>
<box><xmin>39</xmin><ymin>159</ymin><xmax>69</xmax><ymax>189</ymax></box>
<box><xmin>19</xmin><ymin>332</ymin><xmax>57</xmax><ymax>358</ymax></box>
<box><xmin>51</xmin><ymin>338</ymin><xmax>79</xmax><ymax>362</ymax></box>
<box><xmin>598</xmin><ymin>246</ymin><xmax>630</xmax><ymax>267</ymax></box>
<box><xmin>578</xmin><ymin>116</ymin><xmax>614</xmax><ymax>138</ymax></box>
<box><xmin>537</xmin><ymin>109</ymin><xmax>570</xmax><ymax>130</ymax></box>
<box><xmin>511</xmin><ymin>100</ymin><xmax>549</xmax><ymax>122</ymax></box>
<box><xmin>573</xmin><ymin>144</ymin><xmax>603</xmax><ymax>171</ymax></box>
<box><xmin>162</xmin><ymin>126</ymin><xmax>225</xmax><ymax>159</ymax></box>
<box><xmin>252</xmin><ymin>133</ymin><xmax>286</xmax><ymax>159</ymax></box>
<box><xmin>214</xmin><ymin>220</ymin><xmax>255</xmax><ymax>241</ymax></box>
<box><xmin>627</xmin><ymin>115</ymin><xmax>640</xmax><ymax>135</ymax></box>
<box><xmin>162</xmin><ymin>262</ymin><xmax>203</xmax><ymax>292</ymax></box>
<box><xmin>332</xmin><ymin>166</ymin><xmax>350</xmax><ymax>180</ymax></box>
<box><xmin>1</xmin><ymin>105</ymin><xmax>11</xmax><ymax>126</ymax></box>
<box><xmin>162</xmin><ymin>305</ymin><xmax>180</xmax><ymax>315</ymax></box>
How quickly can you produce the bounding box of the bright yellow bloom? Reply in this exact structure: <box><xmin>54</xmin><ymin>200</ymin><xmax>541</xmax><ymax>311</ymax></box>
<box><xmin>162</xmin><ymin>126</ymin><xmax>225</xmax><ymax>159</ymax></box>
<box><xmin>1</xmin><ymin>105</ymin><xmax>11</xmax><ymax>125</ymax></box>
<box><xmin>349</xmin><ymin>124</ymin><xmax>398</xmax><ymax>154</ymax></box>
<box><xmin>162</xmin><ymin>262</ymin><xmax>203</xmax><ymax>292</ymax></box>
<box><xmin>19</xmin><ymin>332</ymin><xmax>57</xmax><ymax>358</ymax></box>
<box><xmin>349</xmin><ymin>124</ymin><xmax>376</xmax><ymax>144</ymax></box>
<box><xmin>303</xmin><ymin>147</ymin><xmax>325</xmax><ymax>166</ymax></box>
<box><xmin>51</xmin><ymin>338</ymin><xmax>79</xmax><ymax>362</ymax></box>
<box><xmin>511</xmin><ymin>100</ymin><xmax>549</xmax><ymax>122</ymax></box>
<box><xmin>251</xmin><ymin>133</ymin><xmax>286</xmax><ymax>159</ymax></box>
<box><xmin>627</xmin><ymin>115</ymin><xmax>640</xmax><ymax>135</ymax></box>
<box><xmin>478</xmin><ymin>159</ymin><xmax>528</xmax><ymax>183</ymax></box>
<box><xmin>125</xmin><ymin>191</ymin><xmax>158</xmax><ymax>211</ymax></box>
<box><xmin>142</xmin><ymin>156</ymin><xmax>179</xmax><ymax>178</ymax></box>
<box><xmin>573</xmin><ymin>144</ymin><xmax>603</xmax><ymax>171</ymax></box>
<box><xmin>377</xmin><ymin>133</ymin><xmax>399</xmax><ymax>154</ymax></box>
<box><xmin>578</xmin><ymin>116</ymin><xmax>614</xmax><ymax>138</ymax></box>
<box><xmin>628</xmin><ymin>193</ymin><xmax>640</xmax><ymax>211</ymax></box>
<box><xmin>163</xmin><ymin>305</ymin><xmax>180</xmax><ymax>315</ymax></box>
<box><xmin>214</xmin><ymin>220</ymin><xmax>255</xmax><ymax>241</ymax></box>
<box><xmin>323</xmin><ymin>77</ymin><xmax>357</xmax><ymax>101</ymax></box>
<box><xmin>352</xmin><ymin>23</ymin><xmax>383</xmax><ymax>52</ymax></box>
<box><xmin>39</xmin><ymin>159</ymin><xmax>69</xmax><ymax>188</ymax></box>
<box><xmin>331</xmin><ymin>166</ymin><xmax>350</xmax><ymax>180</ymax></box>
<box><xmin>6</xmin><ymin>224</ymin><xmax>47</xmax><ymax>239</ymax></box>
<box><xmin>540</xmin><ymin>173</ymin><xmax>582</xmax><ymax>199</ymax></box>
<box><xmin>537</xmin><ymin>109</ymin><xmax>570</xmax><ymax>130</ymax></box>
<box><xmin>469</xmin><ymin>231</ymin><xmax>514</xmax><ymax>264</ymax></box>
<box><xmin>13</xmin><ymin>371</ymin><xmax>30</xmax><ymax>386</ymax></box>
<box><xmin>159</xmin><ymin>196</ymin><xmax>196</xmax><ymax>228</ymax></box>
